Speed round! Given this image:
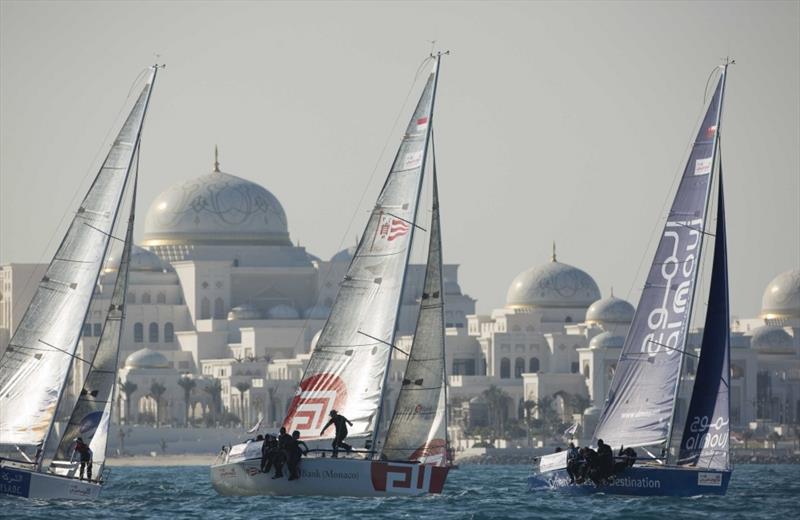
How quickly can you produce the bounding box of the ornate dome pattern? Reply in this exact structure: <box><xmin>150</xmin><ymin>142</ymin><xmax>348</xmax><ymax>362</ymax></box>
<box><xmin>506</xmin><ymin>259</ymin><xmax>601</xmax><ymax>309</ymax></box>
<box><xmin>124</xmin><ymin>348</ymin><xmax>170</xmax><ymax>369</ymax></box>
<box><xmin>750</xmin><ymin>325</ymin><xmax>794</xmax><ymax>354</ymax></box>
<box><xmin>143</xmin><ymin>157</ymin><xmax>290</xmax><ymax>246</ymax></box>
<box><xmin>589</xmin><ymin>331</ymin><xmax>625</xmax><ymax>349</ymax></box>
<box><xmin>586</xmin><ymin>295</ymin><xmax>635</xmax><ymax>324</ymax></box>
<box><xmin>761</xmin><ymin>269</ymin><xmax>800</xmax><ymax>319</ymax></box>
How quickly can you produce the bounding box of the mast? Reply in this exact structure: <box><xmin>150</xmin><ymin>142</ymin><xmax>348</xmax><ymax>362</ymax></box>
<box><xmin>29</xmin><ymin>65</ymin><xmax>160</xmax><ymax>468</ymax></box>
<box><xmin>371</xmin><ymin>52</ymin><xmax>444</xmax><ymax>454</ymax></box>
<box><xmin>664</xmin><ymin>60</ymin><xmax>730</xmax><ymax>463</ymax></box>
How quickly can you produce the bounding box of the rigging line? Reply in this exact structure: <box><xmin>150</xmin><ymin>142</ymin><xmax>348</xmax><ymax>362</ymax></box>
<box><xmin>11</xmin><ymin>67</ymin><xmax>152</xmax><ymax>305</ymax></box>
<box><xmin>384</xmin><ymin>212</ymin><xmax>427</xmax><ymax>232</ymax></box>
<box><xmin>645</xmin><ymin>338</ymin><xmax>700</xmax><ymax>358</ymax></box>
<box><xmin>83</xmin><ymin>222</ymin><xmax>126</xmax><ymax>242</ymax></box>
<box><xmin>287</xmin><ymin>55</ymin><xmax>435</xmax><ymax>354</ymax></box>
<box><xmin>356</xmin><ymin>331</ymin><xmax>409</xmax><ymax>356</ymax></box>
<box><xmin>36</xmin><ymin>339</ymin><xmax>95</xmax><ymax>366</ymax></box>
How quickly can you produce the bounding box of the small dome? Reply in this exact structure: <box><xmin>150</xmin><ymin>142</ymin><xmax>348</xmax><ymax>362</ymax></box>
<box><xmin>760</xmin><ymin>269</ymin><xmax>800</xmax><ymax>319</ymax></box>
<box><xmin>130</xmin><ymin>246</ymin><xmax>171</xmax><ymax>272</ymax></box>
<box><xmin>228</xmin><ymin>303</ymin><xmax>265</xmax><ymax>320</ymax></box>
<box><xmin>589</xmin><ymin>331</ymin><xmax>625</xmax><ymax>349</ymax></box>
<box><xmin>586</xmin><ymin>295</ymin><xmax>635</xmax><ymax>325</ymax></box>
<box><xmin>124</xmin><ymin>348</ymin><xmax>170</xmax><ymax>369</ymax></box>
<box><xmin>309</xmin><ymin>330</ymin><xmax>323</xmax><ymax>352</ymax></box>
<box><xmin>143</xmin><ymin>152</ymin><xmax>290</xmax><ymax>247</ymax></box>
<box><xmin>506</xmin><ymin>256</ymin><xmax>601</xmax><ymax>309</ymax></box>
<box><xmin>330</xmin><ymin>246</ymin><xmax>356</xmax><ymax>263</ymax></box>
<box><xmin>303</xmin><ymin>304</ymin><xmax>331</xmax><ymax>319</ymax></box>
<box><xmin>267</xmin><ymin>304</ymin><xmax>300</xmax><ymax>319</ymax></box>
<box><xmin>583</xmin><ymin>405</ymin><xmax>602</xmax><ymax>417</ymax></box>
<box><xmin>750</xmin><ymin>325</ymin><xmax>794</xmax><ymax>354</ymax></box>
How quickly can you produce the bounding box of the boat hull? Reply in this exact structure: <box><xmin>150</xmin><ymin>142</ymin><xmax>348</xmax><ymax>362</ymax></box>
<box><xmin>210</xmin><ymin>456</ymin><xmax>449</xmax><ymax>497</ymax></box>
<box><xmin>0</xmin><ymin>466</ymin><xmax>102</xmax><ymax>500</ymax></box>
<box><xmin>528</xmin><ymin>465</ymin><xmax>731</xmax><ymax>496</ymax></box>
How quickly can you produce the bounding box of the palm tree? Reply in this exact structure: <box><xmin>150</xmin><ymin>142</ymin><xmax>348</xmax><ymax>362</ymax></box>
<box><xmin>149</xmin><ymin>380</ymin><xmax>167</xmax><ymax>428</ymax></box>
<box><xmin>177</xmin><ymin>376</ymin><xmax>197</xmax><ymax>427</ymax></box>
<box><xmin>233</xmin><ymin>381</ymin><xmax>251</xmax><ymax>424</ymax></box>
<box><xmin>203</xmin><ymin>379</ymin><xmax>223</xmax><ymax>424</ymax></box>
<box><xmin>481</xmin><ymin>385</ymin><xmax>512</xmax><ymax>439</ymax></box>
<box><xmin>742</xmin><ymin>429</ymin><xmax>754</xmax><ymax>449</ymax></box>
<box><xmin>118</xmin><ymin>378</ymin><xmax>138</xmax><ymax>424</ymax></box>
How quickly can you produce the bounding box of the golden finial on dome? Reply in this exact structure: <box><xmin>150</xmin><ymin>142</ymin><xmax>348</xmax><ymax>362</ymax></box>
<box><xmin>214</xmin><ymin>145</ymin><xmax>221</xmax><ymax>173</ymax></box>
<box><xmin>551</xmin><ymin>241</ymin><xmax>557</xmax><ymax>262</ymax></box>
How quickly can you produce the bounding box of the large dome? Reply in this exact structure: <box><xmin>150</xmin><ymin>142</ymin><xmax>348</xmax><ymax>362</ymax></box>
<box><xmin>124</xmin><ymin>348</ymin><xmax>170</xmax><ymax>369</ymax></box>
<box><xmin>143</xmin><ymin>154</ymin><xmax>290</xmax><ymax>247</ymax></box>
<box><xmin>750</xmin><ymin>325</ymin><xmax>794</xmax><ymax>354</ymax></box>
<box><xmin>586</xmin><ymin>294</ymin><xmax>635</xmax><ymax>325</ymax></box>
<box><xmin>760</xmin><ymin>269</ymin><xmax>800</xmax><ymax>319</ymax></box>
<box><xmin>506</xmin><ymin>256</ymin><xmax>601</xmax><ymax>309</ymax></box>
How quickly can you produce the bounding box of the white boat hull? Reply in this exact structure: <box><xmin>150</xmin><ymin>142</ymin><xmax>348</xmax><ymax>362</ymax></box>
<box><xmin>210</xmin><ymin>456</ymin><xmax>449</xmax><ymax>497</ymax></box>
<box><xmin>0</xmin><ymin>466</ymin><xmax>102</xmax><ymax>500</ymax></box>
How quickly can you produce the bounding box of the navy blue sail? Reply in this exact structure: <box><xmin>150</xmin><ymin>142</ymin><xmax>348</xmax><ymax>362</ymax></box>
<box><xmin>593</xmin><ymin>75</ymin><xmax>725</xmax><ymax>449</ymax></box>
<box><xmin>679</xmin><ymin>173</ymin><xmax>730</xmax><ymax>469</ymax></box>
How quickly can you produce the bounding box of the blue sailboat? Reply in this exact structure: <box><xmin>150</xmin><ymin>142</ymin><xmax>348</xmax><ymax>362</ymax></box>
<box><xmin>528</xmin><ymin>61</ymin><xmax>734</xmax><ymax>497</ymax></box>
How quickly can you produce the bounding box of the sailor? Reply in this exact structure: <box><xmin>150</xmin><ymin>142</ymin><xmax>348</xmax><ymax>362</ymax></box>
<box><xmin>73</xmin><ymin>437</ymin><xmax>93</xmax><ymax>481</ymax></box>
<box><xmin>578</xmin><ymin>446</ymin><xmax>597</xmax><ymax>484</ymax></box>
<box><xmin>320</xmin><ymin>410</ymin><xmax>353</xmax><ymax>458</ymax></box>
<box><xmin>595</xmin><ymin>439</ymin><xmax>614</xmax><ymax>482</ymax></box>
<box><xmin>260</xmin><ymin>434</ymin><xmax>277</xmax><ymax>473</ymax></box>
<box><xmin>271</xmin><ymin>427</ymin><xmax>292</xmax><ymax>479</ymax></box>
<box><xmin>615</xmin><ymin>445</ymin><xmax>637</xmax><ymax>472</ymax></box>
<box><xmin>565</xmin><ymin>442</ymin><xmax>581</xmax><ymax>484</ymax></box>
<box><xmin>287</xmin><ymin>430</ymin><xmax>309</xmax><ymax>481</ymax></box>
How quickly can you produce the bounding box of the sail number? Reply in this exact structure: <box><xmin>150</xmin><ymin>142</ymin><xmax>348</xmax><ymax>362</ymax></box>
<box><xmin>684</xmin><ymin>415</ymin><xmax>729</xmax><ymax>450</ymax></box>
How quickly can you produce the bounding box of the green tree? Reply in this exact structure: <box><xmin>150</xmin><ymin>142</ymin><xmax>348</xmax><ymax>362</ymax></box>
<box><xmin>203</xmin><ymin>379</ymin><xmax>223</xmax><ymax>424</ymax></box>
<box><xmin>149</xmin><ymin>380</ymin><xmax>167</xmax><ymax>428</ymax></box>
<box><xmin>233</xmin><ymin>381</ymin><xmax>251</xmax><ymax>424</ymax></box>
<box><xmin>482</xmin><ymin>385</ymin><xmax>512</xmax><ymax>440</ymax></box>
<box><xmin>118</xmin><ymin>378</ymin><xmax>138</xmax><ymax>425</ymax></box>
<box><xmin>177</xmin><ymin>376</ymin><xmax>197</xmax><ymax>427</ymax></box>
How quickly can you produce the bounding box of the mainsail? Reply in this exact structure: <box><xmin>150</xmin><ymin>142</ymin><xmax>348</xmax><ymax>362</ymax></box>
<box><xmin>283</xmin><ymin>59</ymin><xmax>441</xmax><ymax>444</ymax></box>
<box><xmin>382</xmin><ymin>170</ymin><xmax>447</xmax><ymax>465</ymax></box>
<box><xmin>678</xmin><ymin>173</ymin><xmax>730</xmax><ymax>470</ymax></box>
<box><xmin>51</xmin><ymin>191</ymin><xmax>137</xmax><ymax>466</ymax></box>
<box><xmin>593</xmin><ymin>70</ymin><xmax>727</xmax><ymax>449</ymax></box>
<box><xmin>0</xmin><ymin>69</ymin><xmax>157</xmax><ymax>448</ymax></box>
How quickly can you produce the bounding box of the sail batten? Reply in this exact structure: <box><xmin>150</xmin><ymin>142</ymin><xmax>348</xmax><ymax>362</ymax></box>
<box><xmin>283</xmin><ymin>59</ymin><xmax>439</xmax><ymax>444</ymax></box>
<box><xmin>0</xmin><ymin>70</ymin><xmax>157</xmax><ymax>448</ymax></box>
<box><xmin>592</xmin><ymin>70</ymin><xmax>726</xmax><ymax>450</ymax></box>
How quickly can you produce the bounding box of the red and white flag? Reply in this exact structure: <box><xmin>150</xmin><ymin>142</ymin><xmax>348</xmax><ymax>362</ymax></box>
<box><xmin>415</xmin><ymin>116</ymin><xmax>429</xmax><ymax>132</ymax></box>
<box><xmin>377</xmin><ymin>215</ymin><xmax>410</xmax><ymax>242</ymax></box>
<box><xmin>705</xmin><ymin>125</ymin><xmax>717</xmax><ymax>139</ymax></box>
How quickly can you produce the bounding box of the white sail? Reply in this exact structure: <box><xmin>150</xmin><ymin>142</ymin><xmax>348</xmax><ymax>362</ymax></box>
<box><xmin>0</xmin><ymin>69</ymin><xmax>157</xmax><ymax>448</ymax></box>
<box><xmin>283</xmin><ymin>60</ymin><xmax>440</xmax><ymax>443</ymax></box>
<box><xmin>51</xmin><ymin>194</ymin><xmax>137</xmax><ymax>465</ymax></box>
<box><xmin>382</xmin><ymin>171</ymin><xmax>447</xmax><ymax>465</ymax></box>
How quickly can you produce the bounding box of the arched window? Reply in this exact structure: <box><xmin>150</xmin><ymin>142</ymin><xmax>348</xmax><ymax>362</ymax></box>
<box><xmin>142</xmin><ymin>292</ymin><xmax>152</xmax><ymax>304</ymax></box>
<box><xmin>571</xmin><ymin>361</ymin><xmax>579</xmax><ymax>374</ymax></box>
<box><xmin>529</xmin><ymin>357</ymin><xmax>540</xmax><ymax>373</ymax></box>
<box><xmin>93</xmin><ymin>323</ymin><xmax>102</xmax><ymax>336</ymax></box>
<box><xmin>128</xmin><ymin>292</ymin><xmax>136</xmax><ymax>304</ymax></box>
<box><xmin>583</xmin><ymin>364</ymin><xmax>591</xmax><ymax>378</ymax></box>
<box><xmin>164</xmin><ymin>322</ymin><xmax>175</xmax><ymax>343</ymax></box>
<box><xmin>514</xmin><ymin>357</ymin><xmax>525</xmax><ymax>378</ymax></box>
<box><xmin>500</xmin><ymin>358</ymin><xmax>511</xmax><ymax>379</ymax></box>
<box><xmin>149</xmin><ymin>322</ymin><xmax>159</xmax><ymax>343</ymax></box>
<box><xmin>565</xmin><ymin>316</ymin><xmax>573</xmax><ymax>323</ymax></box>
<box><xmin>213</xmin><ymin>297</ymin><xmax>225</xmax><ymax>319</ymax></box>
<box><xmin>82</xmin><ymin>323</ymin><xmax>92</xmax><ymax>336</ymax></box>
<box><xmin>134</xmin><ymin>323</ymin><xmax>144</xmax><ymax>343</ymax></box>
<box><xmin>156</xmin><ymin>292</ymin><xmax>166</xmax><ymax>304</ymax></box>
<box><xmin>200</xmin><ymin>298</ymin><xmax>211</xmax><ymax>319</ymax></box>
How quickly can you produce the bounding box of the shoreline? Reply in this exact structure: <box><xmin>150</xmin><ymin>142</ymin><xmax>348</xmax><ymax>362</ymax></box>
<box><xmin>106</xmin><ymin>454</ymin><xmax>216</xmax><ymax>467</ymax></box>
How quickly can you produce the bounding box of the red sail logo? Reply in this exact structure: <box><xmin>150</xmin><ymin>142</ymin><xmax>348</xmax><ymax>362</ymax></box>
<box><xmin>370</xmin><ymin>461</ymin><xmax>449</xmax><ymax>494</ymax></box>
<box><xmin>410</xmin><ymin>438</ymin><xmax>447</xmax><ymax>466</ymax></box>
<box><xmin>283</xmin><ymin>373</ymin><xmax>347</xmax><ymax>434</ymax></box>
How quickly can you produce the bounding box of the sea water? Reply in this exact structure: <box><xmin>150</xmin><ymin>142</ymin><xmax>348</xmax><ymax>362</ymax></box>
<box><xmin>2</xmin><ymin>464</ymin><xmax>797</xmax><ymax>519</ymax></box>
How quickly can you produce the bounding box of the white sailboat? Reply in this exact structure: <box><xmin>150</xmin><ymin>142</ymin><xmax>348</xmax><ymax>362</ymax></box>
<box><xmin>210</xmin><ymin>53</ymin><xmax>452</xmax><ymax>497</ymax></box>
<box><xmin>529</xmin><ymin>60</ymin><xmax>734</xmax><ymax>496</ymax></box>
<box><xmin>0</xmin><ymin>65</ymin><xmax>160</xmax><ymax>500</ymax></box>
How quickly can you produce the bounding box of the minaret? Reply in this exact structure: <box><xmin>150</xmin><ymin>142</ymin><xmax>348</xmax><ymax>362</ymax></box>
<box><xmin>213</xmin><ymin>145</ymin><xmax>221</xmax><ymax>173</ymax></box>
<box><xmin>551</xmin><ymin>241</ymin><xmax>557</xmax><ymax>262</ymax></box>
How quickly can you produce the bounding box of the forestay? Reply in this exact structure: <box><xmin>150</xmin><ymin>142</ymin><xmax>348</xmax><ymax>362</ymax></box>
<box><xmin>678</xmin><ymin>174</ymin><xmax>730</xmax><ymax>470</ymax></box>
<box><xmin>382</xmin><ymin>173</ymin><xmax>447</xmax><ymax>465</ymax></box>
<box><xmin>0</xmin><ymin>72</ymin><xmax>156</xmax><ymax>447</ymax></box>
<box><xmin>51</xmin><ymin>201</ymin><xmax>137</xmax><ymax>467</ymax></box>
<box><xmin>593</xmin><ymin>73</ymin><xmax>725</xmax><ymax>449</ymax></box>
<box><xmin>283</xmin><ymin>61</ymin><xmax>439</xmax><ymax>442</ymax></box>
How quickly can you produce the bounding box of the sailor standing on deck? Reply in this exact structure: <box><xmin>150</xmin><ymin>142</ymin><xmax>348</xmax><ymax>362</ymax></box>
<box><xmin>320</xmin><ymin>410</ymin><xmax>353</xmax><ymax>458</ymax></box>
<box><xmin>72</xmin><ymin>437</ymin><xmax>93</xmax><ymax>481</ymax></box>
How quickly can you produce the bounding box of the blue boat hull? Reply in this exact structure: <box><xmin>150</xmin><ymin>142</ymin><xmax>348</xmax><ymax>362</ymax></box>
<box><xmin>528</xmin><ymin>465</ymin><xmax>731</xmax><ymax>496</ymax></box>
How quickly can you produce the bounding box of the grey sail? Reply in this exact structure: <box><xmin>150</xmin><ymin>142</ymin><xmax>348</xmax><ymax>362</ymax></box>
<box><xmin>283</xmin><ymin>60</ymin><xmax>440</xmax><ymax>444</ymax></box>
<box><xmin>0</xmin><ymin>70</ymin><xmax>157</xmax><ymax>448</ymax></box>
<box><xmin>592</xmin><ymin>70</ymin><xmax>727</xmax><ymax>449</ymax></box>
<box><xmin>51</xmin><ymin>190</ymin><xmax>137</xmax><ymax>468</ymax></box>
<box><xmin>382</xmin><ymin>170</ymin><xmax>447</xmax><ymax>465</ymax></box>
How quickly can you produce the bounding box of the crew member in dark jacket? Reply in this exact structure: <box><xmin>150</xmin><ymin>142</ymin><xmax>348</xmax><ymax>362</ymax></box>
<box><xmin>73</xmin><ymin>437</ymin><xmax>93</xmax><ymax>481</ymax></box>
<box><xmin>320</xmin><ymin>410</ymin><xmax>353</xmax><ymax>458</ymax></box>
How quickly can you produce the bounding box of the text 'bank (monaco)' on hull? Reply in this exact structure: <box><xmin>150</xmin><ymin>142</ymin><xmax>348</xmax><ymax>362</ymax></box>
<box><xmin>210</xmin><ymin>52</ymin><xmax>454</xmax><ymax>498</ymax></box>
<box><xmin>529</xmin><ymin>60</ymin><xmax>735</xmax><ymax>497</ymax></box>
<box><xmin>0</xmin><ymin>65</ymin><xmax>161</xmax><ymax>500</ymax></box>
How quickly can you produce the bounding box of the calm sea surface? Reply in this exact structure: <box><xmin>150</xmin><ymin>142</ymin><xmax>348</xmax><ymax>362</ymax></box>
<box><xmin>2</xmin><ymin>464</ymin><xmax>797</xmax><ymax>519</ymax></box>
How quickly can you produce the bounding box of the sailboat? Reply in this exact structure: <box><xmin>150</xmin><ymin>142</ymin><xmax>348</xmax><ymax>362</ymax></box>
<box><xmin>529</xmin><ymin>60</ymin><xmax>734</xmax><ymax>496</ymax></box>
<box><xmin>0</xmin><ymin>65</ymin><xmax>160</xmax><ymax>499</ymax></box>
<box><xmin>210</xmin><ymin>53</ymin><xmax>452</xmax><ymax>497</ymax></box>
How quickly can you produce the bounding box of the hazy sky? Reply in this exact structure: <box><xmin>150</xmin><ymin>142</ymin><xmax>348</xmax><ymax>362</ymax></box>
<box><xmin>1</xmin><ymin>1</ymin><xmax>798</xmax><ymax>318</ymax></box>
